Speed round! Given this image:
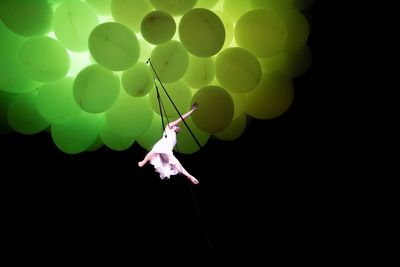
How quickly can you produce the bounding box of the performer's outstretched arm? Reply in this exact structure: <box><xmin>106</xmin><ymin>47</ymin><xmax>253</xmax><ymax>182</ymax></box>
<box><xmin>168</xmin><ymin>103</ymin><xmax>198</xmax><ymax>129</ymax></box>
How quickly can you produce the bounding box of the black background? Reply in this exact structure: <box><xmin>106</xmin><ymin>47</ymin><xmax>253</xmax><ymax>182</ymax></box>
<box><xmin>1</xmin><ymin>1</ymin><xmax>342</xmax><ymax>250</ymax></box>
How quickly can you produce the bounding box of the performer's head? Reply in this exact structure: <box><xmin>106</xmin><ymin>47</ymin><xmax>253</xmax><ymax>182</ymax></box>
<box><xmin>172</xmin><ymin>125</ymin><xmax>180</xmax><ymax>133</ymax></box>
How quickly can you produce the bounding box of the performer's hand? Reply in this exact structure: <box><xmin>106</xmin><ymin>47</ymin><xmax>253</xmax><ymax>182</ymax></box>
<box><xmin>192</xmin><ymin>102</ymin><xmax>198</xmax><ymax>111</ymax></box>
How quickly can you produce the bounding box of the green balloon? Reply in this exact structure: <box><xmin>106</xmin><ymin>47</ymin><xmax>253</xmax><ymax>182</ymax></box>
<box><xmin>0</xmin><ymin>20</ymin><xmax>41</xmax><ymax>93</ymax></box>
<box><xmin>0</xmin><ymin>91</ymin><xmax>17</xmax><ymax>133</ymax></box>
<box><xmin>7</xmin><ymin>91</ymin><xmax>49</xmax><ymax>134</ymax></box>
<box><xmin>89</xmin><ymin>22</ymin><xmax>140</xmax><ymax>71</ymax></box>
<box><xmin>214</xmin><ymin>113</ymin><xmax>247</xmax><ymax>141</ymax></box>
<box><xmin>85</xmin><ymin>0</ymin><xmax>112</xmax><ymax>15</ymax></box>
<box><xmin>283</xmin><ymin>9</ymin><xmax>310</xmax><ymax>52</ymax></box>
<box><xmin>235</xmin><ymin>9</ymin><xmax>287</xmax><ymax>58</ymax></box>
<box><xmin>149</xmin><ymin>80</ymin><xmax>192</xmax><ymax>118</ymax></box>
<box><xmin>138</xmin><ymin>38</ymin><xmax>154</xmax><ymax>63</ymax></box>
<box><xmin>222</xmin><ymin>0</ymin><xmax>252</xmax><ymax>22</ymax></box>
<box><xmin>86</xmin><ymin>135</ymin><xmax>104</xmax><ymax>152</ymax></box>
<box><xmin>121</xmin><ymin>62</ymin><xmax>154</xmax><ymax>97</ymax></box>
<box><xmin>229</xmin><ymin>92</ymin><xmax>246</xmax><ymax>120</ymax></box>
<box><xmin>0</xmin><ymin>0</ymin><xmax>53</xmax><ymax>37</ymax></box>
<box><xmin>136</xmin><ymin>112</ymin><xmax>163</xmax><ymax>151</ymax></box>
<box><xmin>179</xmin><ymin>8</ymin><xmax>225</xmax><ymax>57</ymax></box>
<box><xmin>111</xmin><ymin>0</ymin><xmax>153</xmax><ymax>33</ymax></box>
<box><xmin>245</xmin><ymin>70</ymin><xmax>294</xmax><ymax>119</ymax></box>
<box><xmin>250</xmin><ymin>0</ymin><xmax>294</xmax><ymax>12</ymax></box>
<box><xmin>183</xmin><ymin>55</ymin><xmax>214</xmax><ymax>89</ymax></box>
<box><xmin>37</xmin><ymin>77</ymin><xmax>82</xmax><ymax>124</ymax></box>
<box><xmin>150</xmin><ymin>40</ymin><xmax>189</xmax><ymax>83</ymax></box>
<box><xmin>105</xmin><ymin>91</ymin><xmax>153</xmax><ymax>138</ymax></box>
<box><xmin>215</xmin><ymin>47</ymin><xmax>261</xmax><ymax>93</ymax></box>
<box><xmin>73</xmin><ymin>64</ymin><xmax>120</xmax><ymax>113</ymax></box>
<box><xmin>195</xmin><ymin>0</ymin><xmax>218</xmax><ymax>9</ymax></box>
<box><xmin>213</xmin><ymin>10</ymin><xmax>234</xmax><ymax>50</ymax></box>
<box><xmin>18</xmin><ymin>36</ymin><xmax>70</xmax><ymax>82</ymax></box>
<box><xmin>53</xmin><ymin>0</ymin><xmax>99</xmax><ymax>52</ymax></box>
<box><xmin>149</xmin><ymin>0</ymin><xmax>198</xmax><ymax>16</ymax></box>
<box><xmin>175</xmin><ymin>117</ymin><xmax>210</xmax><ymax>154</ymax></box>
<box><xmin>99</xmin><ymin>115</ymin><xmax>134</xmax><ymax>151</ymax></box>
<box><xmin>283</xmin><ymin>45</ymin><xmax>312</xmax><ymax>77</ymax></box>
<box><xmin>141</xmin><ymin>10</ymin><xmax>176</xmax><ymax>45</ymax></box>
<box><xmin>191</xmin><ymin>86</ymin><xmax>234</xmax><ymax>133</ymax></box>
<box><xmin>51</xmin><ymin>112</ymin><xmax>100</xmax><ymax>154</ymax></box>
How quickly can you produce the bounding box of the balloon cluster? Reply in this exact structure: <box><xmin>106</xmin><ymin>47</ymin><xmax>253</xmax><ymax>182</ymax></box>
<box><xmin>0</xmin><ymin>0</ymin><xmax>314</xmax><ymax>154</ymax></box>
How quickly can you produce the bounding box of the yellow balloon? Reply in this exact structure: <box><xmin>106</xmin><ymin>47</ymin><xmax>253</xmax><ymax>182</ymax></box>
<box><xmin>213</xmin><ymin>113</ymin><xmax>247</xmax><ymax>141</ymax></box>
<box><xmin>191</xmin><ymin>86</ymin><xmax>234</xmax><ymax>133</ymax></box>
<box><xmin>183</xmin><ymin>55</ymin><xmax>215</xmax><ymax>89</ymax></box>
<box><xmin>111</xmin><ymin>0</ymin><xmax>153</xmax><ymax>33</ymax></box>
<box><xmin>245</xmin><ymin>70</ymin><xmax>294</xmax><ymax>119</ymax></box>
<box><xmin>175</xmin><ymin>117</ymin><xmax>210</xmax><ymax>154</ymax></box>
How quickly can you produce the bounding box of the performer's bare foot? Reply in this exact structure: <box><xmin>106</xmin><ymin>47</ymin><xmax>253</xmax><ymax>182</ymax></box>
<box><xmin>138</xmin><ymin>161</ymin><xmax>144</xmax><ymax>167</ymax></box>
<box><xmin>189</xmin><ymin>176</ymin><xmax>199</xmax><ymax>184</ymax></box>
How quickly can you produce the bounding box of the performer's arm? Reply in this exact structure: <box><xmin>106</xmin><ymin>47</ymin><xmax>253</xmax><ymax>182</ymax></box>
<box><xmin>168</xmin><ymin>103</ymin><xmax>198</xmax><ymax>129</ymax></box>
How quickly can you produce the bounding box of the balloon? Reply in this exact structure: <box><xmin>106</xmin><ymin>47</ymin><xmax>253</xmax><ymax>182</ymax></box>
<box><xmin>85</xmin><ymin>0</ymin><xmax>112</xmax><ymax>16</ymax></box>
<box><xmin>7</xmin><ymin>91</ymin><xmax>49</xmax><ymax>134</ymax></box>
<box><xmin>223</xmin><ymin>0</ymin><xmax>251</xmax><ymax>22</ymax></box>
<box><xmin>73</xmin><ymin>64</ymin><xmax>120</xmax><ymax>113</ymax></box>
<box><xmin>149</xmin><ymin>0</ymin><xmax>198</xmax><ymax>16</ymax></box>
<box><xmin>183</xmin><ymin>55</ymin><xmax>214</xmax><ymax>89</ymax></box>
<box><xmin>53</xmin><ymin>0</ymin><xmax>99</xmax><ymax>52</ymax></box>
<box><xmin>235</xmin><ymin>9</ymin><xmax>287</xmax><ymax>58</ymax></box>
<box><xmin>179</xmin><ymin>8</ymin><xmax>225</xmax><ymax>57</ymax></box>
<box><xmin>191</xmin><ymin>86</ymin><xmax>234</xmax><ymax>133</ymax></box>
<box><xmin>283</xmin><ymin>9</ymin><xmax>310</xmax><ymax>52</ymax></box>
<box><xmin>149</xmin><ymin>40</ymin><xmax>189</xmax><ymax>83</ymax></box>
<box><xmin>0</xmin><ymin>0</ymin><xmax>53</xmax><ymax>37</ymax></box>
<box><xmin>18</xmin><ymin>36</ymin><xmax>70</xmax><ymax>82</ymax></box>
<box><xmin>195</xmin><ymin>0</ymin><xmax>218</xmax><ymax>9</ymax></box>
<box><xmin>215</xmin><ymin>47</ymin><xmax>262</xmax><ymax>93</ymax></box>
<box><xmin>99</xmin><ymin>115</ymin><xmax>134</xmax><ymax>151</ymax></box>
<box><xmin>214</xmin><ymin>113</ymin><xmax>247</xmax><ymax>141</ymax></box>
<box><xmin>175</xmin><ymin>118</ymin><xmax>210</xmax><ymax>154</ymax></box>
<box><xmin>89</xmin><ymin>22</ymin><xmax>140</xmax><ymax>71</ymax></box>
<box><xmin>121</xmin><ymin>62</ymin><xmax>154</xmax><ymax>97</ymax></box>
<box><xmin>111</xmin><ymin>0</ymin><xmax>153</xmax><ymax>33</ymax></box>
<box><xmin>141</xmin><ymin>10</ymin><xmax>176</xmax><ymax>45</ymax></box>
<box><xmin>37</xmin><ymin>77</ymin><xmax>82</xmax><ymax>124</ymax></box>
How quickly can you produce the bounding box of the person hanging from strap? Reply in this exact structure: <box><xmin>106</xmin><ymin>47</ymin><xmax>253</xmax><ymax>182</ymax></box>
<box><xmin>138</xmin><ymin>103</ymin><xmax>199</xmax><ymax>184</ymax></box>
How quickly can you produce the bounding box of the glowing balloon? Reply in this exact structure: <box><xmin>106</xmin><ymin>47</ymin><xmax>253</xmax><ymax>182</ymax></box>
<box><xmin>122</xmin><ymin>62</ymin><xmax>154</xmax><ymax>97</ymax></box>
<box><xmin>149</xmin><ymin>80</ymin><xmax>192</xmax><ymax>118</ymax></box>
<box><xmin>7</xmin><ymin>91</ymin><xmax>49</xmax><ymax>134</ymax></box>
<box><xmin>99</xmin><ymin>115</ymin><xmax>134</xmax><ymax>151</ymax></box>
<box><xmin>18</xmin><ymin>36</ymin><xmax>70</xmax><ymax>82</ymax></box>
<box><xmin>0</xmin><ymin>20</ymin><xmax>41</xmax><ymax>93</ymax></box>
<box><xmin>283</xmin><ymin>9</ymin><xmax>310</xmax><ymax>52</ymax></box>
<box><xmin>245</xmin><ymin>70</ymin><xmax>294</xmax><ymax>119</ymax></box>
<box><xmin>138</xmin><ymin>38</ymin><xmax>154</xmax><ymax>63</ymax></box>
<box><xmin>223</xmin><ymin>0</ymin><xmax>251</xmax><ymax>22</ymax></box>
<box><xmin>213</xmin><ymin>10</ymin><xmax>234</xmax><ymax>49</ymax></box>
<box><xmin>105</xmin><ymin>91</ymin><xmax>153</xmax><ymax>138</ymax></box>
<box><xmin>179</xmin><ymin>8</ymin><xmax>225</xmax><ymax>57</ymax></box>
<box><xmin>0</xmin><ymin>92</ymin><xmax>16</xmax><ymax>133</ymax></box>
<box><xmin>215</xmin><ymin>47</ymin><xmax>261</xmax><ymax>93</ymax></box>
<box><xmin>259</xmin><ymin>53</ymin><xmax>286</xmax><ymax>71</ymax></box>
<box><xmin>250</xmin><ymin>0</ymin><xmax>293</xmax><ymax>12</ymax></box>
<box><xmin>149</xmin><ymin>40</ymin><xmax>189</xmax><ymax>83</ymax></box>
<box><xmin>111</xmin><ymin>0</ymin><xmax>153</xmax><ymax>33</ymax></box>
<box><xmin>0</xmin><ymin>0</ymin><xmax>53</xmax><ymax>37</ymax></box>
<box><xmin>214</xmin><ymin>113</ymin><xmax>247</xmax><ymax>141</ymax></box>
<box><xmin>73</xmin><ymin>64</ymin><xmax>120</xmax><ymax>113</ymax></box>
<box><xmin>85</xmin><ymin>0</ymin><xmax>112</xmax><ymax>16</ymax></box>
<box><xmin>183</xmin><ymin>55</ymin><xmax>214</xmax><ymax>89</ymax></box>
<box><xmin>53</xmin><ymin>0</ymin><xmax>99</xmax><ymax>52</ymax></box>
<box><xmin>149</xmin><ymin>0</ymin><xmax>198</xmax><ymax>16</ymax></box>
<box><xmin>89</xmin><ymin>22</ymin><xmax>140</xmax><ymax>71</ymax></box>
<box><xmin>196</xmin><ymin>0</ymin><xmax>218</xmax><ymax>9</ymax></box>
<box><xmin>141</xmin><ymin>10</ymin><xmax>176</xmax><ymax>45</ymax></box>
<box><xmin>191</xmin><ymin>86</ymin><xmax>234</xmax><ymax>133</ymax></box>
<box><xmin>87</xmin><ymin>135</ymin><xmax>104</xmax><ymax>152</ymax></box>
<box><xmin>51</xmin><ymin>112</ymin><xmax>100</xmax><ymax>154</ymax></box>
<box><xmin>37</xmin><ymin>77</ymin><xmax>82</xmax><ymax>124</ymax></box>
<box><xmin>136</xmin><ymin>112</ymin><xmax>163</xmax><ymax>150</ymax></box>
<box><xmin>283</xmin><ymin>45</ymin><xmax>312</xmax><ymax>77</ymax></box>
<box><xmin>235</xmin><ymin>9</ymin><xmax>287</xmax><ymax>58</ymax></box>
<box><xmin>229</xmin><ymin>92</ymin><xmax>246</xmax><ymax>120</ymax></box>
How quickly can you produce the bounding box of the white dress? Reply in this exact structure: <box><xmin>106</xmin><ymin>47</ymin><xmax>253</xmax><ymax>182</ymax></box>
<box><xmin>149</xmin><ymin>127</ymin><xmax>181</xmax><ymax>179</ymax></box>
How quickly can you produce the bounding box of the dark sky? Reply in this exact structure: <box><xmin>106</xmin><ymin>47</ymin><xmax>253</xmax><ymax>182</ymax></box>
<box><xmin>1</xmin><ymin>2</ymin><xmax>337</xmax><ymax>250</ymax></box>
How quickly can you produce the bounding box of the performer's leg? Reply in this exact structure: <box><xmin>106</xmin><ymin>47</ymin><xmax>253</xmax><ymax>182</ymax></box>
<box><xmin>178</xmin><ymin>165</ymin><xmax>199</xmax><ymax>184</ymax></box>
<box><xmin>138</xmin><ymin>151</ymin><xmax>156</xmax><ymax>167</ymax></box>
